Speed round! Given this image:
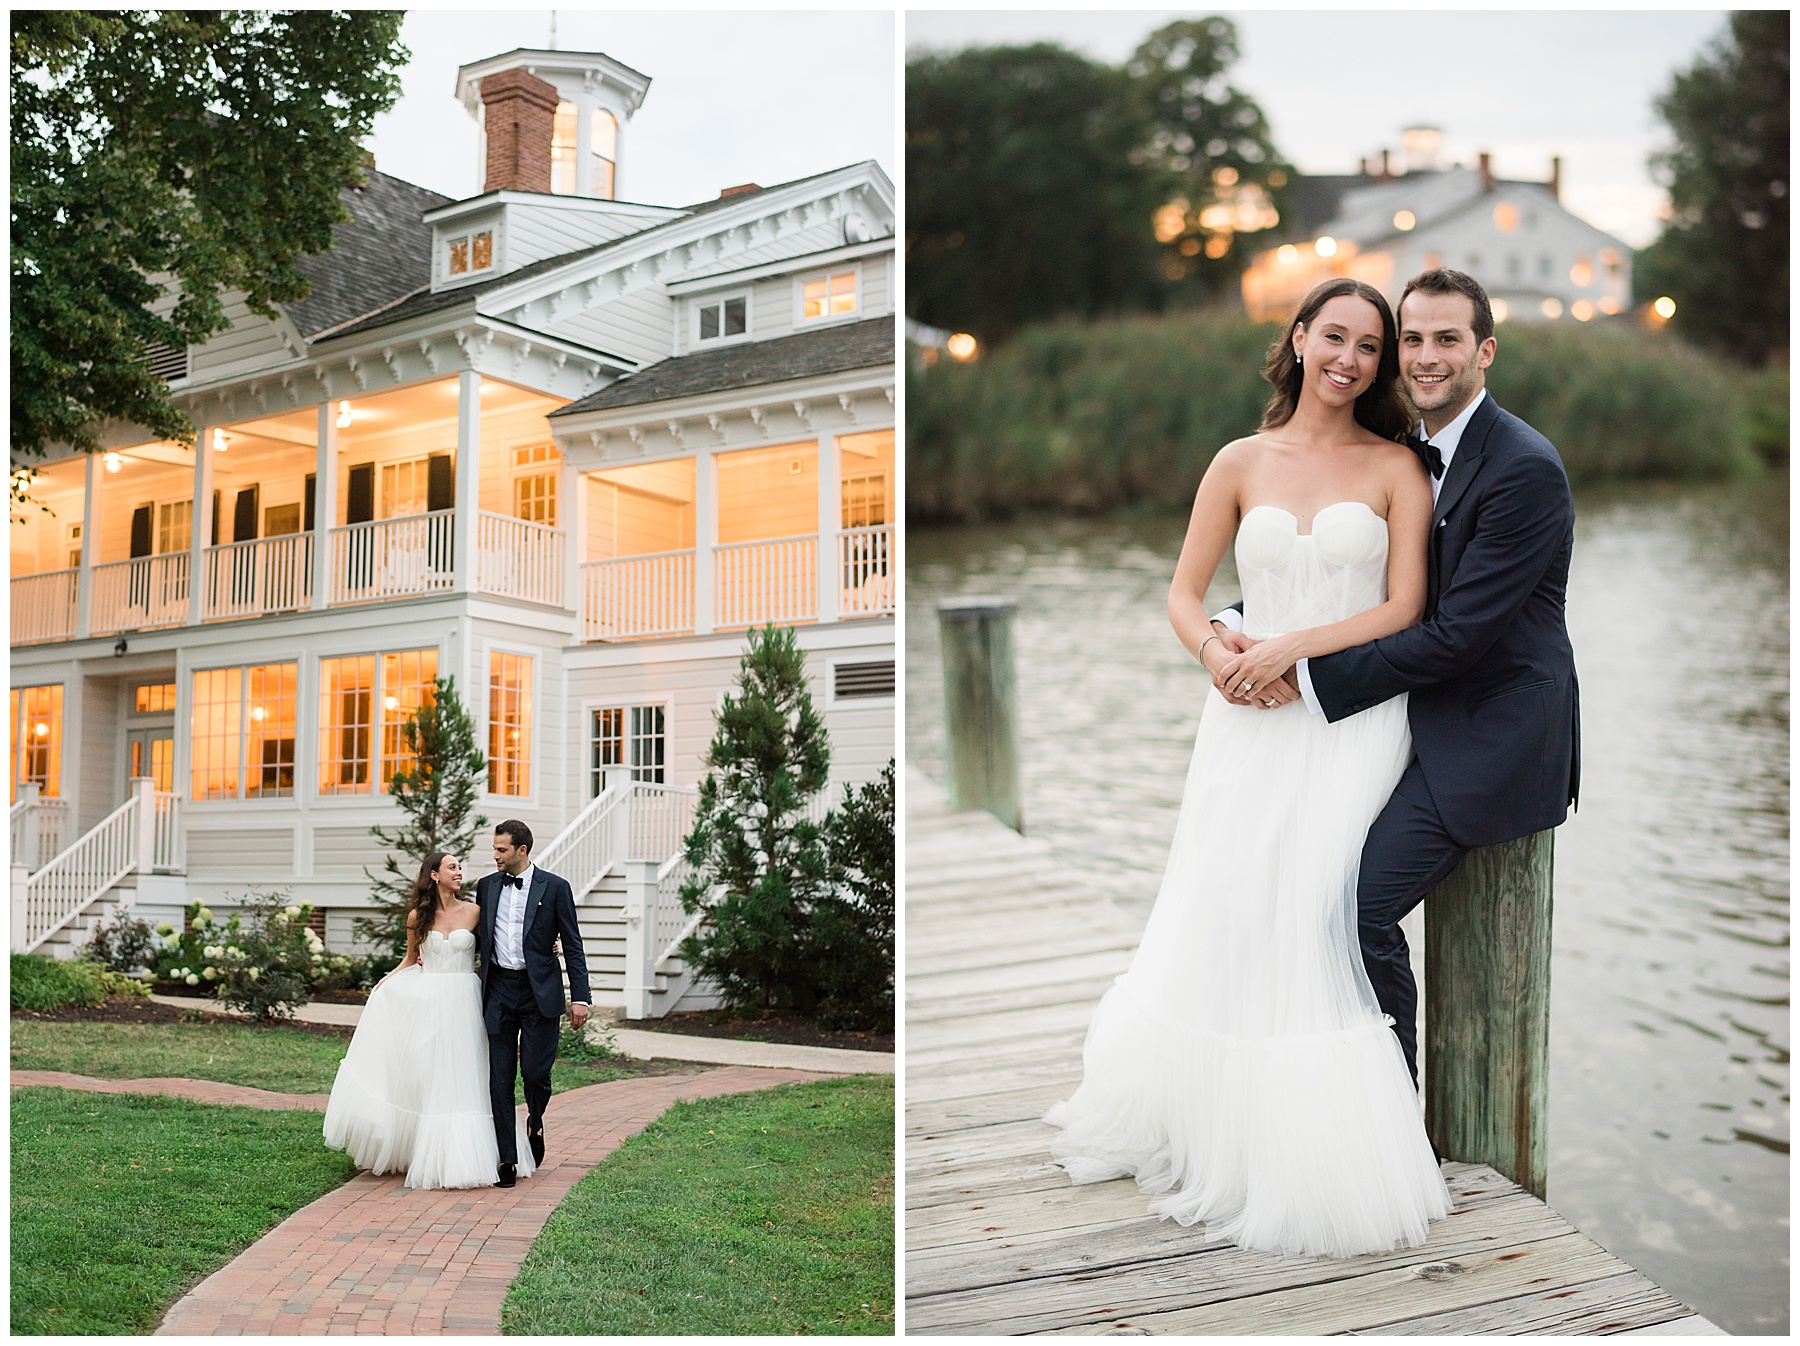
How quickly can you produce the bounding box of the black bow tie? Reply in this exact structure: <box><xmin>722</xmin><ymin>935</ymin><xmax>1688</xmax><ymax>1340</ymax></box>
<box><xmin>1406</xmin><ymin>433</ymin><xmax>1445</xmax><ymax>479</ymax></box>
<box><xmin>501</xmin><ymin>873</ymin><xmax>525</xmax><ymax>889</ymax></box>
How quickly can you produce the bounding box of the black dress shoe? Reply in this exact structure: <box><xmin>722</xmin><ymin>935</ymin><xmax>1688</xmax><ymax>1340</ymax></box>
<box><xmin>527</xmin><ymin>1117</ymin><xmax>545</xmax><ymax>1166</ymax></box>
<box><xmin>493</xmin><ymin>1163</ymin><xmax>517</xmax><ymax>1188</ymax></box>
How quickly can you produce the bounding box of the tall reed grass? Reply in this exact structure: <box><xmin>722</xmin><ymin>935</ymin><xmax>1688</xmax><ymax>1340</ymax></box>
<box><xmin>908</xmin><ymin>312</ymin><xmax>1776</xmax><ymax>522</ymax></box>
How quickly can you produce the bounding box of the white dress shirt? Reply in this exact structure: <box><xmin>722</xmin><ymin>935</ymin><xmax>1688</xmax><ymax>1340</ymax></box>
<box><xmin>493</xmin><ymin>863</ymin><xmax>534</xmax><ymax>969</ymax></box>
<box><xmin>1213</xmin><ymin>390</ymin><xmax>1488</xmax><ymax>715</ymax></box>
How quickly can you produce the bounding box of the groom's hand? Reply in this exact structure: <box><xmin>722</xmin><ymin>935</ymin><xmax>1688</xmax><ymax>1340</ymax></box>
<box><xmin>568</xmin><ymin>1003</ymin><xmax>590</xmax><ymax>1031</ymax></box>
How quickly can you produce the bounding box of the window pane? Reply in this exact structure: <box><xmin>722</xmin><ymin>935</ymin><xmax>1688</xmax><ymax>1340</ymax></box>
<box><xmin>552</xmin><ymin>102</ymin><xmax>577</xmax><ymax>194</ymax></box>
<box><xmin>591</xmin><ymin>108</ymin><xmax>618</xmax><ymax>160</ymax></box>
<box><xmin>699</xmin><ymin>304</ymin><xmax>720</xmax><ymax>341</ymax></box>
<box><xmin>156</xmin><ymin>500</ymin><xmax>191</xmax><ymax>555</ymax></box>
<box><xmin>472</xmin><ymin>231</ymin><xmax>493</xmax><ymax>270</ymax></box>
<box><xmin>246</xmin><ymin>663</ymin><xmax>297</xmax><ymax>798</ymax></box>
<box><xmin>16</xmin><ymin>684</ymin><xmax>65</xmax><ymax>799</ymax></box>
<box><xmin>449</xmin><ymin>236</ymin><xmax>469</xmax><ymax>275</ymax></box>
<box><xmin>724</xmin><ymin>298</ymin><xmax>747</xmax><ymax>336</ymax></box>
<box><xmin>190</xmin><ymin>669</ymin><xmax>241</xmax><ymax>800</ymax></box>
<box><xmin>134</xmin><ymin>682</ymin><xmax>176</xmax><ymax>714</ymax></box>
<box><xmin>629</xmin><ymin>705</ymin><xmax>666</xmax><ymax>783</ymax></box>
<box><xmin>591</xmin><ymin>707</ymin><xmax>624</xmax><ymax>795</ymax></box>
<box><xmin>488</xmin><ymin>652</ymin><xmax>532</xmax><ymax>796</ymax></box>
<box><xmin>803</xmin><ymin>278</ymin><xmax>827</xmax><ymax>319</ymax></box>
<box><xmin>379</xmin><ymin>459</ymin><xmax>429</xmax><ymax>519</ymax></box>
<box><xmin>590</xmin><ymin>154</ymin><xmax>614</xmax><ymax>200</ymax></box>
<box><xmin>829</xmin><ymin>270</ymin><xmax>857</xmax><ymax>314</ymax></box>
<box><xmin>318</xmin><ymin>656</ymin><xmax>375</xmax><ymax>794</ymax></box>
<box><xmin>514</xmin><ymin>472</ymin><xmax>556</xmax><ymax>526</ymax></box>
<box><xmin>381</xmin><ymin>650</ymin><xmax>439</xmax><ymax>790</ymax></box>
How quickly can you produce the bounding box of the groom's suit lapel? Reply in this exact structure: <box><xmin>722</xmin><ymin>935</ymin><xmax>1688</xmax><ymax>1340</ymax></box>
<box><xmin>479</xmin><ymin>873</ymin><xmax>498</xmax><ymax>952</ymax></box>
<box><xmin>521</xmin><ymin>868</ymin><xmax>547</xmax><ymax>946</ymax></box>
<box><xmin>1431</xmin><ymin>395</ymin><xmax>1498</xmax><ymax>529</ymax></box>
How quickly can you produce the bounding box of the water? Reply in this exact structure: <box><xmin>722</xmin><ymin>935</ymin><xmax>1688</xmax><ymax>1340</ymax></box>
<box><xmin>905</xmin><ymin>475</ymin><xmax>1788</xmax><ymax>1334</ymax></box>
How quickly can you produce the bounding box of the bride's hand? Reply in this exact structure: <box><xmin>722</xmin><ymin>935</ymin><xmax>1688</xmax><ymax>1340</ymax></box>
<box><xmin>1203</xmin><ymin>630</ymin><xmax>1258</xmax><ymax>704</ymax></box>
<box><xmin>1217</xmin><ymin>638</ymin><xmax>1300</xmax><ymax>705</ymax></box>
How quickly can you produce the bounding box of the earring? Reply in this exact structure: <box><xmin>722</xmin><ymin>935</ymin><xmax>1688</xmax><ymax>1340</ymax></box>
<box><xmin>1295</xmin><ymin>351</ymin><xmax>1303</xmax><ymax>366</ymax></box>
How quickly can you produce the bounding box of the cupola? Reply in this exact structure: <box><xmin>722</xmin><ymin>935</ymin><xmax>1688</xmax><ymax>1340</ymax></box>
<box><xmin>455</xmin><ymin>48</ymin><xmax>653</xmax><ymax>200</ymax></box>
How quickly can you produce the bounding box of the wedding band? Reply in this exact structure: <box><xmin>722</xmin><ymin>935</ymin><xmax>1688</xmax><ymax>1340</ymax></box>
<box><xmin>1263</xmin><ymin>697</ymin><xmax>1277</xmax><ymax>706</ymax></box>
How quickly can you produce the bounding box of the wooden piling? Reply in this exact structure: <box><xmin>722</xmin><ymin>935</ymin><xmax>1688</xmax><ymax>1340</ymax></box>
<box><xmin>1424</xmin><ymin>829</ymin><xmax>1555</xmax><ymax>1199</ymax></box>
<box><xmin>937</xmin><ymin>596</ymin><xmax>1022</xmax><ymax>832</ymax></box>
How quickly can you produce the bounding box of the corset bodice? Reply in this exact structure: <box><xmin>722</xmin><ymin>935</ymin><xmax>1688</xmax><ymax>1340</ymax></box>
<box><xmin>1236</xmin><ymin>502</ymin><xmax>1391</xmax><ymax>637</ymax></box>
<box><xmin>420</xmin><ymin>927</ymin><xmax>477</xmax><ymax>973</ymax></box>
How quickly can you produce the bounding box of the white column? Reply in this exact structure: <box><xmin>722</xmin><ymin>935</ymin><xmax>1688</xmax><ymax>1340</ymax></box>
<box><xmin>574</xmin><ymin>97</ymin><xmax>592</xmax><ymax>199</ymax></box>
<box><xmin>453</xmin><ymin>371</ymin><xmax>481</xmax><ymax>594</ymax></box>
<box><xmin>313</xmin><ymin>401</ymin><xmax>338</xmax><ymax>610</ymax></box>
<box><xmin>621</xmin><ymin>857</ymin><xmax>658</xmax><ymax>1019</ymax></box>
<box><xmin>564</xmin><ymin>461</ymin><xmax>587</xmax><ymax>623</ymax></box>
<box><xmin>693</xmin><ymin>448</ymin><xmax>715</xmax><ymax>635</ymax></box>
<box><xmin>131</xmin><ymin>775</ymin><xmax>156</xmax><ymax>876</ymax></box>
<box><xmin>75</xmin><ymin>451</ymin><xmax>98</xmax><ymax>639</ymax></box>
<box><xmin>817</xmin><ymin>431</ymin><xmax>840</xmax><ymax>624</ymax></box>
<box><xmin>187</xmin><ymin>427</ymin><xmax>215</xmax><ymax>626</ymax></box>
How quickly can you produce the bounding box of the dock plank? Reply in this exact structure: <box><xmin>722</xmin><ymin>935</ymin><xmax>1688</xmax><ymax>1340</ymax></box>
<box><xmin>903</xmin><ymin>770</ymin><xmax>1723</xmax><ymax>1336</ymax></box>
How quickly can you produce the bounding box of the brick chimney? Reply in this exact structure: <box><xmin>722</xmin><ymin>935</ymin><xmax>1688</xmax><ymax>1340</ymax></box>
<box><xmin>1549</xmin><ymin>155</ymin><xmax>1561</xmax><ymax>201</ymax></box>
<box><xmin>718</xmin><ymin>183</ymin><xmax>761</xmax><ymax>199</ymax></box>
<box><xmin>1479</xmin><ymin>152</ymin><xmax>1493</xmax><ymax>192</ymax></box>
<box><xmin>481</xmin><ymin>67</ymin><xmax>560</xmax><ymax>193</ymax></box>
<box><xmin>1379</xmin><ymin>148</ymin><xmax>1393</xmax><ymax>182</ymax></box>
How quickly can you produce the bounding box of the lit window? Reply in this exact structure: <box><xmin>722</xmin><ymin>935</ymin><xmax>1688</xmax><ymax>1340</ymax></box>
<box><xmin>380</xmin><ymin>458</ymin><xmax>430</xmax><ymax>519</ymax></box>
<box><xmin>319</xmin><ymin>656</ymin><xmax>376</xmax><ymax>795</ymax></box>
<box><xmin>447</xmin><ymin>230</ymin><xmax>494</xmax><ymax>277</ymax></box>
<box><xmin>1599</xmin><ymin>248</ymin><xmax>1622</xmax><ymax>277</ymax></box>
<box><xmin>190</xmin><ymin>668</ymin><xmax>241</xmax><ymax>800</ymax></box>
<box><xmin>591</xmin><ymin>705</ymin><xmax>665</xmax><ymax>794</ymax></box>
<box><xmin>11</xmin><ymin>685</ymin><xmax>64</xmax><ymax>801</ymax></box>
<box><xmin>512</xmin><ymin>444</ymin><xmax>560</xmax><ymax>526</ymax></box>
<box><xmin>134</xmin><ymin>682</ymin><xmax>177</xmax><ymax>714</ymax></box>
<box><xmin>1570</xmin><ymin>256</ymin><xmax>1594</xmax><ymax>287</ymax></box>
<box><xmin>553</xmin><ymin>102</ymin><xmax>578</xmax><ymax>195</ymax></box>
<box><xmin>380</xmin><ymin>650</ymin><xmax>439</xmax><ymax>790</ymax></box>
<box><xmin>697</xmin><ymin>296</ymin><xmax>748</xmax><ymax>342</ymax></box>
<box><xmin>1493</xmin><ymin>203</ymin><xmax>1519</xmax><ymax>232</ymax></box>
<box><xmin>156</xmin><ymin>500</ymin><xmax>191</xmax><ymax>554</ymax></box>
<box><xmin>488</xmin><ymin>651</ymin><xmax>532</xmax><ymax>796</ymax></box>
<box><xmin>245</xmin><ymin>663</ymin><xmax>296</xmax><ymax>799</ymax></box>
<box><xmin>801</xmin><ymin>270</ymin><xmax>858</xmax><ymax>320</ymax></box>
<box><xmin>591</xmin><ymin>109</ymin><xmax>617</xmax><ymax>199</ymax></box>
<box><xmin>841</xmin><ymin>472</ymin><xmax>888</xmax><ymax>529</ymax></box>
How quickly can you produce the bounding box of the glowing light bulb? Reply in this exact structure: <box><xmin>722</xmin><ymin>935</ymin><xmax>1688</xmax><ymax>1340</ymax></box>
<box><xmin>251</xmin><ymin>706</ymin><xmax>265</xmax><ymax>722</ymax></box>
<box><xmin>35</xmin><ymin>722</ymin><xmax>49</xmax><ymax>738</ymax></box>
<box><xmin>103</xmin><ymin>452</ymin><xmax>123</xmax><ymax>473</ymax></box>
<box><xmin>1540</xmin><ymin>298</ymin><xmax>1564</xmax><ymax>320</ymax></box>
<box><xmin>384</xmin><ymin>696</ymin><xmax>399</xmax><ymax>711</ymax></box>
<box><xmin>337</xmin><ymin>402</ymin><xmax>353</xmax><ymax>429</ymax></box>
<box><xmin>1653</xmin><ymin>296</ymin><xmax>1677</xmax><ymax>319</ymax></box>
<box><xmin>1393</xmin><ymin>210</ymin><xmax>1416</xmax><ymax>231</ymax></box>
<box><xmin>214</xmin><ymin>432</ymin><xmax>230</xmax><ymax>453</ymax></box>
<box><xmin>1315</xmin><ymin>236</ymin><xmax>1338</xmax><ymax>258</ymax></box>
<box><xmin>1277</xmin><ymin>244</ymin><xmax>1299</xmax><ymax>264</ymax></box>
<box><xmin>946</xmin><ymin>333</ymin><xmax>978</xmax><ymax>361</ymax></box>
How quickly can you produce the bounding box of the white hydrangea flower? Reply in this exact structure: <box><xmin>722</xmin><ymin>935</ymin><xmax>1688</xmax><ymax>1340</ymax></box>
<box><xmin>202</xmin><ymin>967</ymin><xmax>217</xmax><ymax>980</ymax></box>
<box><xmin>184</xmin><ymin>973</ymin><xmax>200</xmax><ymax>985</ymax></box>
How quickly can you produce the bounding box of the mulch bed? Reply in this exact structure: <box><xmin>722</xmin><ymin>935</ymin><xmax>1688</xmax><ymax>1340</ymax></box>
<box><xmin>617</xmin><ymin>1009</ymin><xmax>894</xmax><ymax>1054</ymax></box>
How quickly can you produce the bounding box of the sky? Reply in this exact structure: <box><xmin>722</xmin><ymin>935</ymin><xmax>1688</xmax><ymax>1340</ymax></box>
<box><xmin>368</xmin><ymin>11</ymin><xmax>896</xmax><ymax>208</ymax></box>
<box><xmin>906</xmin><ymin>9</ymin><xmax>1733</xmax><ymax>247</ymax></box>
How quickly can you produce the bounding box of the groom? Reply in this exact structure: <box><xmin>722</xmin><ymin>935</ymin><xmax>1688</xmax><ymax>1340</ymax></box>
<box><xmin>1212</xmin><ymin>268</ymin><xmax>1580</xmax><ymax>1085</ymax></box>
<box><xmin>476</xmin><ymin>819</ymin><xmax>592</xmax><ymax>1187</ymax></box>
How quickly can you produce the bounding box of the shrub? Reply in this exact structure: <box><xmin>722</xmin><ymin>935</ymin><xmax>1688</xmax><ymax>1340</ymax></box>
<box><xmin>815</xmin><ymin>760</ymin><xmax>896</xmax><ymax>1031</ymax></box>
<box><xmin>907</xmin><ymin>313</ymin><xmax>1765</xmax><ymax>521</ymax></box>
<box><xmin>558</xmin><ymin>1018</ymin><xmax>622</xmax><ymax>1063</ymax></box>
<box><xmin>11</xmin><ymin>953</ymin><xmax>107</xmax><ymax>1010</ymax></box>
<box><xmin>82</xmin><ymin>906</ymin><xmax>162</xmax><ymax>974</ymax></box>
<box><xmin>152</xmin><ymin>895</ymin><xmax>320</xmax><ymax>1020</ymax></box>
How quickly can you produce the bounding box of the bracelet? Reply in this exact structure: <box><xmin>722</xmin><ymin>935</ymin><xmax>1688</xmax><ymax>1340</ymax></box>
<box><xmin>1197</xmin><ymin>633</ymin><xmax>1222</xmax><ymax>664</ymax></box>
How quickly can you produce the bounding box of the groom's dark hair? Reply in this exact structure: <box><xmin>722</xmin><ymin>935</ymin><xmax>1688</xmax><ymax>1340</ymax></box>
<box><xmin>495</xmin><ymin>819</ymin><xmax>534</xmax><ymax>855</ymax></box>
<box><xmin>1401</xmin><ymin>268</ymin><xmax>1495</xmax><ymax>345</ymax></box>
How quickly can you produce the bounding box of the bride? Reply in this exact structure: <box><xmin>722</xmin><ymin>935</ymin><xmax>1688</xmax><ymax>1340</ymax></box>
<box><xmin>323</xmin><ymin>852</ymin><xmax>534</xmax><ymax>1189</ymax></box>
<box><xmin>1046</xmin><ymin>277</ymin><xmax>1451</xmax><ymax>1258</ymax></box>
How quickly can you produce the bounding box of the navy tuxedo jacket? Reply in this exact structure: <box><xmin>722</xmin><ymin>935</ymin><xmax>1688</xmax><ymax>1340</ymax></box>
<box><xmin>475</xmin><ymin>865</ymin><xmax>592</xmax><ymax>1019</ymax></box>
<box><xmin>1303</xmin><ymin>396</ymin><xmax>1580</xmax><ymax>848</ymax></box>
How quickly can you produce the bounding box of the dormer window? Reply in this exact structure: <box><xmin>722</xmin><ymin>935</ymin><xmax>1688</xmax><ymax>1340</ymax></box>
<box><xmin>592</xmin><ymin>110</ymin><xmax>617</xmax><ymax>199</ymax></box>
<box><xmin>799</xmin><ymin>267</ymin><xmax>859</xmax><ymax>322</ymax></box>
<box><xmin>696</xmin><ymin>295</ymin><xmax>748</xmax><ymax>343</ymax></box>
<box><xmin>553</xmin><ymin>102</ymin><xmax>578</xmax><ymax>194</ymax></box>
<box><xmin>448</xmin><ymin>229</ymin><xmax>494</xmax><ymax>277</ymax></box>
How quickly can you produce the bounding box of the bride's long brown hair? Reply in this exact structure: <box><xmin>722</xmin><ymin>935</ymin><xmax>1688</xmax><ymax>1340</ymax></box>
<box><xmin>408</xmin><ymin>851</ymin><xmax>454</xmax><ymax>937</ymax></box>
<box><xmin>1259</xmin><ymin>278</ymin><xmax>1411</xmax><ymax>443</ymax></box>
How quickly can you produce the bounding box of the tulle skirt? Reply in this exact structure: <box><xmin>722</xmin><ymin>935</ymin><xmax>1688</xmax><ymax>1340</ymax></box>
<box><xmin>1046</xmin><ymin>688</ymin><xmax>1450</xmax><ymax>1258</ymax></box>
<box><xmin>322</xmin><ymin>966</ymin><xmax>535</xmax><ymax>1189</ymax></box>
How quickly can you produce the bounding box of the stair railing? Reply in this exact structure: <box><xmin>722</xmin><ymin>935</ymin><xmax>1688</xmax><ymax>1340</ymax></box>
<box><xmin>14</xmin><ymin>779</ymin><xmax>160</xmax><ymax>954</ymax></box>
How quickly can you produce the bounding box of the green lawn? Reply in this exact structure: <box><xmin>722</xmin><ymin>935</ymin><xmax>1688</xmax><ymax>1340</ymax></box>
<box><xmin>11</xmin><ymin>1088</ymin><xmax>356</xmax><ymax>1335</ymax></box>
<box><xmin>10</xmin><ymin>1019</ymin><xmax>651</xmax><ymax>1097</ymax></box>
<box><xmin>503</xmin><ymin>1074</ymin><xmax>895</xmax><ymax>1335</ymax></box>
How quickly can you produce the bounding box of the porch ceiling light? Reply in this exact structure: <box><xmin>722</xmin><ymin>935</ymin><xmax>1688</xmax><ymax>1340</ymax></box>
<box><xmin>103</xmin><ymin>452</ymin><xmax>123</xmax><ymax>473</ymax></box>
<box><xmin>384</xmin><ymin>696</ymin><xmax>399</xmax><ymax>711</ymax></box>
<box><xmin>338</xmin><ymin>402</ymin><xmax>354</xmax><ymax>428</ymax></box>
<box><xmin>214</xmin><ymin>433</ymin><xmax>230</xmax><ymax>452</ymax></box>
<box><xmin>1315</xmin><ymin>236</ymin><xmax>1338</xmax><ymax>258</ymax></box>
<box><xmin>34</xmin><ymin>722</ymin><xmax>49</xmax><ymax>738</ymax></box>
<box><xmin>251</xmin><ymin>706</ymin><xmax>266</xmax><ymax>721</ymax></box>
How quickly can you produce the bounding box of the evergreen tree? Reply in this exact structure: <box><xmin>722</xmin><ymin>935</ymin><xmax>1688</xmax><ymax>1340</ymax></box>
<box><xmin>1634</xmin><ymin>11</ymin><xmax>1789</xmax><ymax>362</ymax></box>
<box><xmin>355</xmin><ymin>676</ymin><xmax>488</xmax><ymax>957</ymax></box>
<box><xmin>679</xmin><ymin>626</ymin><xmax>831</xmax><ymax>1015</ymax></box>
<box><xmin>815</xmin><ymin>759</ymin><xmax>896</xmax><ymax>1030</ymax></box>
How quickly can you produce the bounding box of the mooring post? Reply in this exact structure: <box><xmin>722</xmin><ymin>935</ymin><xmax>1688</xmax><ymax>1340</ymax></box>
<box><xmin>1424</xmin><ymin>829</ymin><xmax>1555</xmax><ymax>1199</ymax></box>
<box><xmin>937</xmin><ymin>596</ymin><xmax>1023</xmax><ymax>832</ymax></box>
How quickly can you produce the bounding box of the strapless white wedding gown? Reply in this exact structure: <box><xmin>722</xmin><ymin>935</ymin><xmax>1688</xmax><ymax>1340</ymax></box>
<box><xmin>323</xmin><ymin>927</ymin><xmax>534</xmax><ymax>1189</ymax></box>
<box><xmin>1046</xmin><ymin>502</ymin><xmax>1450</xmax><ymax>1258</ymax></box>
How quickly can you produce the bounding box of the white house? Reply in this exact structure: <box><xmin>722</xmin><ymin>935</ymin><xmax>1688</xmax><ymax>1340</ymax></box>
<box><xmin>8</xmin><ymin>46</ymin><xmax>897</xmax><ymax>1017</ymax></box>
<box><xmin>1243</xmin><ymin>131</ymin><xmax>1632</xmax><ymax>327</ymax></box>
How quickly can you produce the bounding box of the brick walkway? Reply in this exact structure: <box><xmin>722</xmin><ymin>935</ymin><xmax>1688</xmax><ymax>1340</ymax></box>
<box><xmin>15</xmin><ymin>1065</ymin><xmax>832</xmax><ymax>1335</ymax></box>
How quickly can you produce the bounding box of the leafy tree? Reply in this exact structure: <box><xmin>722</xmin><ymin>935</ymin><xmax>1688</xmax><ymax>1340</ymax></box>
<box><xmin>679</xmin><ymin>626</ymin><xmax>832</xmax><ymax>1016</ymax></box>
<box><xmin>905</xmin><ymin>18</ymin><xmax>1289</xmax><ymax>342</ymax></box>
<box><xmin>815</xmin><ymin>759</ymin><xmax>895</xmax><ymax>1030</ymax></box>
<box><xmin>1633</xmin><ymin>10</ymin><xmax>1789</xmax><ymax>362</ymax></box>
<box><xmin>355</xmin><ymin>677</ymin><xmax>489</xmax><ymax>959</ymax></box>
<box><xmin>11</xmin><ymin>10</ymin><xmax>409</xmax><ymax>459</ymax></box>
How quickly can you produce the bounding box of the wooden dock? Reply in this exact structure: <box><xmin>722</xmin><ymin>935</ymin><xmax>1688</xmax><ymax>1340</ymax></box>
<box><xmin>904</xmin><ymin>771</ymin><xmax>1725</xmax><ymax>1336</ymax></box>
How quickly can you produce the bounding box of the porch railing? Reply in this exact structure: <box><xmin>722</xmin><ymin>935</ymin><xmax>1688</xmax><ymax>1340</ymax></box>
<box><xmin>16</xmin><ymin>793</ymin><xmax>137</xmax><ymax>953</ymax></box>
<box><xmin>628</xmin><ymin>781</ymin><xmax>701</xmax><ymax>863</ymax></box>
<box><xmin>476</xmin><ymin>511</ymin><xmax>564</xmax><ymax>608</ymax></box>
<box><xmin>838</xmin><ymin>525</ymin><xmax>895</xmax><ymax>617</ymax></box>
<box><xmin>153</xmin><ymin>791</ymin><xmax>184</xmax><ymax>872</ymax></box>
<box><xmin>582</xmin><ymin>550</ymin><xmax>694</xmax><ymax>640</ymax></box>
<box><xmin>11</xmin><ymin>570</ymin><xmax>80</xmax><ymax>645</ymax></box>
<box><xmin>91</xmin><ymin>553</ymin><xmax>190</xmax><ymax>635</ymax></box>
<box><xmin>9</xmin><ymin>787</ymin><xmax>69</xmax><ymax>871</ymax></box>
<box><xmin>329</xmin><ymin>510</ymin><xmax>455</xmax><ymax>605</ymax></box>
<box><xmin>715</xmin><ymin>535</ymin><xmax>817</xmax><ymax>628</ymax></box>
<box><xmin>203</xmin><ymin>533</ymin><xmax>313</xmax><ymax>621</ymax></box>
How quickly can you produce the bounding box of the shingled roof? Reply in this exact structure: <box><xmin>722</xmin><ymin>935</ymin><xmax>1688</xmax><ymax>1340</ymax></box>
<box><xmin>549</xmin><ymin>315</ymin><xmax>893</xmax><ymax>417</ymax></box>
<box><xmin>287</xmin><ymin>171</ymin><xmax>453</xmax><ymax>340</ymax></box>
